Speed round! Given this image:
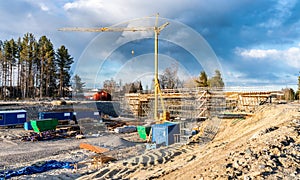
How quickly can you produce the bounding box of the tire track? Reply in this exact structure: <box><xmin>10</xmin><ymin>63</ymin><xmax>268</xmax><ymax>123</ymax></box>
<box><xmin>81</xmin><ymin>144</ymin><xmax>192</xmax><ymax>179</ymax></box>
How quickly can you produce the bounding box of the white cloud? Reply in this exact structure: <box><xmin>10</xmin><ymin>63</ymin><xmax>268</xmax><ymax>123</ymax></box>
<box><xmin>236</xmin><ymin>45</ymin><xmax>300</xmax><ymax>68</ymax></box>
<box><xmin>39</xmin><ymin>3</ymin><xmax>49</xmax><ymax>11</ymax></box>
<box><xmin>62</xmin><ymin>0</ymin><xmax>243</xmax><ymax>26</ymax></box>
<box><xmin>1</xmin><ymin>0</ymin><xmax>299</xmax><ymax>89</ymax></box>
<box><xmin>64</xmin><ymin>0</ymin><xmax>104</xmax><ymax>10</ymax></box>
<box><xmin>259</xmin><ymin>0</ymin><xmax>297</xmax><ymax>28</ymax></box>
<box><xmin>238</xmin><ymin>48</ymin><xmax>279</xmax><ymax>58</ymax></box>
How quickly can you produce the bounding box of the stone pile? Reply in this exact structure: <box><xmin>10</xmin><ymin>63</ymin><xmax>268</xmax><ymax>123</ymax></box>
<box><xmin>223</xmin><ymin>120</ymin><xmax>300</xmax><ymax>179</ymax></box>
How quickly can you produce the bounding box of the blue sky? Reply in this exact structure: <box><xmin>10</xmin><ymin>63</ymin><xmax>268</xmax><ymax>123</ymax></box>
<box><xmin>0</xmin><ymin>0</ymin><xmax>299</xmax><ymax>90</ymax></box>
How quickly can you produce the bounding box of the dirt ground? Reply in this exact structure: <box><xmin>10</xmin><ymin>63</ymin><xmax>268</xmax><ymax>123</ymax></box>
<box><xmin>0</xmin><ymin>103</ymin><xmax>299</xmax><ymax>179</ymax></box>
<box><xmin>159</xmin><ymin>103</ymin><xmax>300</xmax><ymax>180</ymax></box>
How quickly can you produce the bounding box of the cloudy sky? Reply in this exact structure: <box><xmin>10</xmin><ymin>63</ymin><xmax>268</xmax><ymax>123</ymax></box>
<box><xmin>1</xmin><ymin>0</ymin><xmax>299</xmax><ymax>90</ymax></box>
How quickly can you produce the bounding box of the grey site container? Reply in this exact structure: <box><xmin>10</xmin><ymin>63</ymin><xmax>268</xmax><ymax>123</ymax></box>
<box><xmin>151</xmin><ymin>122</ymin><xmax>180</xmax><ymax>146</ymax></box>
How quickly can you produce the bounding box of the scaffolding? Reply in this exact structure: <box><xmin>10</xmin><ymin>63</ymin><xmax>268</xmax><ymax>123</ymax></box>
<box><xmin>119</xmin><ymin>88</ymin><xmax>282</xmax><ymax>145</ymax></box>
<box><xmin>120</xmin><ymin>88</ymin><xmax>227</xmax><ymax>145</ymax></box>
<box><xmin>122</xmin><ymin>88</ymin><xmax>214</xmax><ymax>120</ymax></box>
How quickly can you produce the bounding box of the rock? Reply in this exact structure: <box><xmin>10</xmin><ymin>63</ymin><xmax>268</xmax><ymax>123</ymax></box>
<box><xmin>233</xmin><ymin>160</ymin><xmax>240</xmax><ymax>169</ymax></box>
<box><xmin>259</xmin><ymin>164</ymin><xmax>266</xmax><ymax>169</ymax></box>
<box><xmin>243</xmin><ymin>175</ymin><xmax>251</xmax><ymax>180</ymax></box>
<box><xmin>266</xmin><ymin>160</ymin><xmax>276</xmax><ymax>168</ymax></box>
<box><xmin>250</xmin><ymin>133</ymin><xmax>259</xmax><ymax>140</ymax></box>
<box><xmin>242</xmin><ymin>165</ymin><xmax>250</xmax><ymax>171</ymax></box>
<box><xmin>238</xmin><ymin>158</ymin><xmax>246</xmax><ymax>166</ymax></box>
<box><xmin>245</xmin><ymin>148</ymin><xmax>252</xmax><ymax>154</ymax></box>
<box><xmin>278</xmin><ymin>157</ymin><xmax>290</xmax><ymax>168</ymax></box>
<box><xmin>269</xmin><ymin>147</ymin><xmax>281</xmax><ymax>156</ymax></box>
<box><xmin>234</xmin><ymin>169</ymin><xmax>242</xmax><ymax>176</ymax></box>
<box><xmin>264</xmin><ymin>166</ymin><xmax>273</xmax><ymax>172</ymax></box>
<box><xmin>280</xmin><ymin>136</ymin><xmax>295</xmax><ymax>146</ymax></box>
<box><xmin>292</xmin><ymin>144</ymin><xmax>300</xmax><ymax>152</ymax></box>
<box><xmin>226</xmin><ymin>163</ymin><xmax>233</xmax><ymax>168</ymax></box>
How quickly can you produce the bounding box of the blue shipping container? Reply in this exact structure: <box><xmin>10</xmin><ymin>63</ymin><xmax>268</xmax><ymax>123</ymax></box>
<box><xmin>151</xmin><ymin>122</ymin><xmax>180</xmax><ymax>146</ymax></box>
<box><xmin>38</xmin><ymin>112</ymin><xmax>73</xmax><ymax>120</ymax></box>
<box><xmin>0</xmin><ymin>110</ymin><xmax>27</xmax><ymax>126</ymax></box>
<box><xmin>73</xmin><ymin>111</ymin><xmax>101</xmax><ymax>121</ymax></box>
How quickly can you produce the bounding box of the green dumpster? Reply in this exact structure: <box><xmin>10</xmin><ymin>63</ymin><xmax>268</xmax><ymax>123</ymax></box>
<box><xmin>30</xmin><ymin>118</ymin><xmax>58</xmax><ymax>133</ymax></box>
<box><xmin>137</xmin><ymin>126</ymin><xmax>151</xmax><ymax>140</ymax></box>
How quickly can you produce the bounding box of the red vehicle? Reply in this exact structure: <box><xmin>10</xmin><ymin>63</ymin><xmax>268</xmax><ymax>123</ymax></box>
<box><xmin>93</xmin><ymin>90</ymin><xmax>111</xmax><ymax>101</ymax></box>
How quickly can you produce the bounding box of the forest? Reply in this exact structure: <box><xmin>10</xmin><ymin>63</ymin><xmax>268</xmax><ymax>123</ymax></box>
<box><xmin>0</xmin><ymin>32</ymin><xmax>226</xmax><ymax>101</ymax></box>
<box><xmin>0</xmin><ymin>33</ymin><xmax>73</xmax><ymax>100</ymax></box>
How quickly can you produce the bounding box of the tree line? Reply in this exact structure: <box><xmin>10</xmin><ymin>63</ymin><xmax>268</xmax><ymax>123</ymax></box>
<box><xmin>284</xmin><ymin>74</ymin><xmax>300</xmax><ymax>101</ymax></box>
<box><xmin>0</xmin><ymin>33</ymin><xmax>73</xmax><ymax>100</ymax></box>
<box><xmin>195</xmin><ymin>70</ymin><xmax>224</xmax><ymax>88</ymax></box>
<box><xmin>101</xmin><ymin>66</ymin><xmax>225</xmax><ymax>98</ymax></box>
<box><xmin>158</xmin><ymin>67</ymin><xmax>224</xmax><ymax>89</ymax></box>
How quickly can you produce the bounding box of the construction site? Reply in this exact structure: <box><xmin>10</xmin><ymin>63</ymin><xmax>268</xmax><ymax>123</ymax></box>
<box><xmin>121</xmin><ymin>88</ymin><xmax>280</xmax><ymax>118</ymax></box>
<box><xmin>0</xmin><ymin>87</ymin><xmax>299</xmax><ymax>179</ymax></box>
<box><xmin>0</xmin><ymin>8</ymin><xmax>299</xmax><ymax>179</ymax></box>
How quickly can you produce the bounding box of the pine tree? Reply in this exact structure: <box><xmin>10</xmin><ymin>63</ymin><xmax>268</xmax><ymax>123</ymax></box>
<box><xmin>55</xmin><ymin>45</ymin><xmax>73</xmax><ymax>97</ymax></box>
<box><xmin>8</xmin><ymin>39</ymin><xmax>17</xmax><ymax>98</ymax></box>
<box><xmin>0</xmin><ymin>40</ymin><xmax>4</xmax><ymax>99</ymax></box>
<box><xmin>129</xmin><ymin>83</ymin><xmax>137</xmax><ymax>93</ymax></box>
<box><xmin>297</xmin><ymin>72</ymin><xmax>300</xmax><ymax>100</ymax></box>
<box><xmin>298</xmin><ymin>74</ymin><xmax>300</xmax><ymax>90</ymax></box>
<box><xmin>16</xmin><ymin>37</ymin><xmax>22</xmax><ymax>98</ymax></box>
<box><xmin>72</xmin><ymin>74</ymin><xmax>85</xmax><ymax>96</ymax></box>
<box><xmin>0</xmin><ymin>34</ymin><xmax>75</xmax><ymax>99</ymax></box>
<box><xmin>2</xmin><ymin>40</ymin><xmax>18</xmax><ymax>99</ymax></box>
<box><xmin>282</xmin><ymin>88</ymin><xmax>295</xmax><ymax>101</ymax></box>
<box><xmin>37</xmin><ymin>36</ymin><xmax>55</xmax><ymax>98</ymax></box>
<box><xmin>208</xmin><ymin>70</ymin><xmax>224</xmax><ymax>88</ymax></box>
<box><xmin>2</xmin><ymin>41</ymin><xmax>10</xmax><ymax>99</ymax></box>
<box><xmin>19</xmin><ymin>36</ymin><xmax>28</xmax><ymax>98</ymax></box>
<box><xmin>137</xmin><ymin>81</ymin><xmax>143</xmax><ymax>91</ymax></box>
<box><xmin>195</xmin><ymin>71</ymin><xmax>208</xmax><ymax>87</ymax></box>
<box><xmin>20</xmin><ymin>33</ymin><xmax>37</xmax><ymax>98</ymax></box>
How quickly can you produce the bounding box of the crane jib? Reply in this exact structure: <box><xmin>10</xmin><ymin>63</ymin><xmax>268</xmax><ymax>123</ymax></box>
<box><xmin>59</xmin><ymin>14</ymin><xmax>169</xmax><ymax>121</ymax></box>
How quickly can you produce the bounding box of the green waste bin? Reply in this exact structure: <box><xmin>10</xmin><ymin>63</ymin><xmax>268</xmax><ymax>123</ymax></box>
<box><xmin>137</xmin><ymin>126</ymin><xmax>151</xmax><ymax>140</ymax></box>
<box><xmin>30</xmin><ymin>118</ymin><xmax>58</xmax><ymax>133</ymax></box>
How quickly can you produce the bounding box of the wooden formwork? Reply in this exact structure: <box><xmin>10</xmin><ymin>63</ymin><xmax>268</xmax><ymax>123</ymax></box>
<box><xmin>122</xmin><ymin>89</ymin><xmax>283</xmax><ymax>118</ymax></box>
<box><xmin>225</xmin><ymin>91</ymin><xmax>273</xmax><ymax>112</ymax></box>
<box><xmin>122</xmin><ymin>89</ymin><xmax>212</xmax><ymax>119</ymax></box>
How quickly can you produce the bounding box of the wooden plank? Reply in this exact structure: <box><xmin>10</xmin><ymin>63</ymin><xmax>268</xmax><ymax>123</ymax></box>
<box><xmin>79</xmin><ymin>143</ymin><xmax>109</xmax><ymax>154</ymax></box>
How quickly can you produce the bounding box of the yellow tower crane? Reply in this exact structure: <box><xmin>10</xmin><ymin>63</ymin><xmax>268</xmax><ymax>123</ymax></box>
<box><xmin>59</xmin><ymin>14</ymin><xmax>169</xmax><ymax>122</ymax></box>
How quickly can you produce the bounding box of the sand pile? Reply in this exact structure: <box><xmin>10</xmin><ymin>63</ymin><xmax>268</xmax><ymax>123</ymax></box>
<box><xmin>161</xmin><ymin>104</ymin><xmax>300</xmax><ymax>179</ymax></box>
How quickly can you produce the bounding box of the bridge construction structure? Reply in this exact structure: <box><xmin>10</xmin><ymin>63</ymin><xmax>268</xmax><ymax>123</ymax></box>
<box><xmin>120</xmin><ymin>88</ymin><xmax>282</xmax><ymax>120</ymax></box>
<box><xmin>119</xmin><ymin>88</ymin><xmax>282</xmax><ymax>145</ymax></box>
<box><xmin>120</xmin><ymin>88</ymin><xmax>227</xmax><ymax>120</ymax></box>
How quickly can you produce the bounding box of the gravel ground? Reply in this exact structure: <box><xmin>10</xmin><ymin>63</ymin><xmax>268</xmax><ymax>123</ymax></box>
<box><xmin>0</xmin><ymin>129</ymin><xmax>145</xmax><ymax>179</ymax></box>
<box><xmin>1</xmin><ymin>103</ymin><xmax>299</xmax><ymax>179</ymax></box>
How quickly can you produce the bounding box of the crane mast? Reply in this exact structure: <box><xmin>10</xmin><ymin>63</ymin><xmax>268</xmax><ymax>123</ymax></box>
<box><xmin>59</xmin><ymin>14</ymin><xmax>169</xmax><ymax>122</ymax></box>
